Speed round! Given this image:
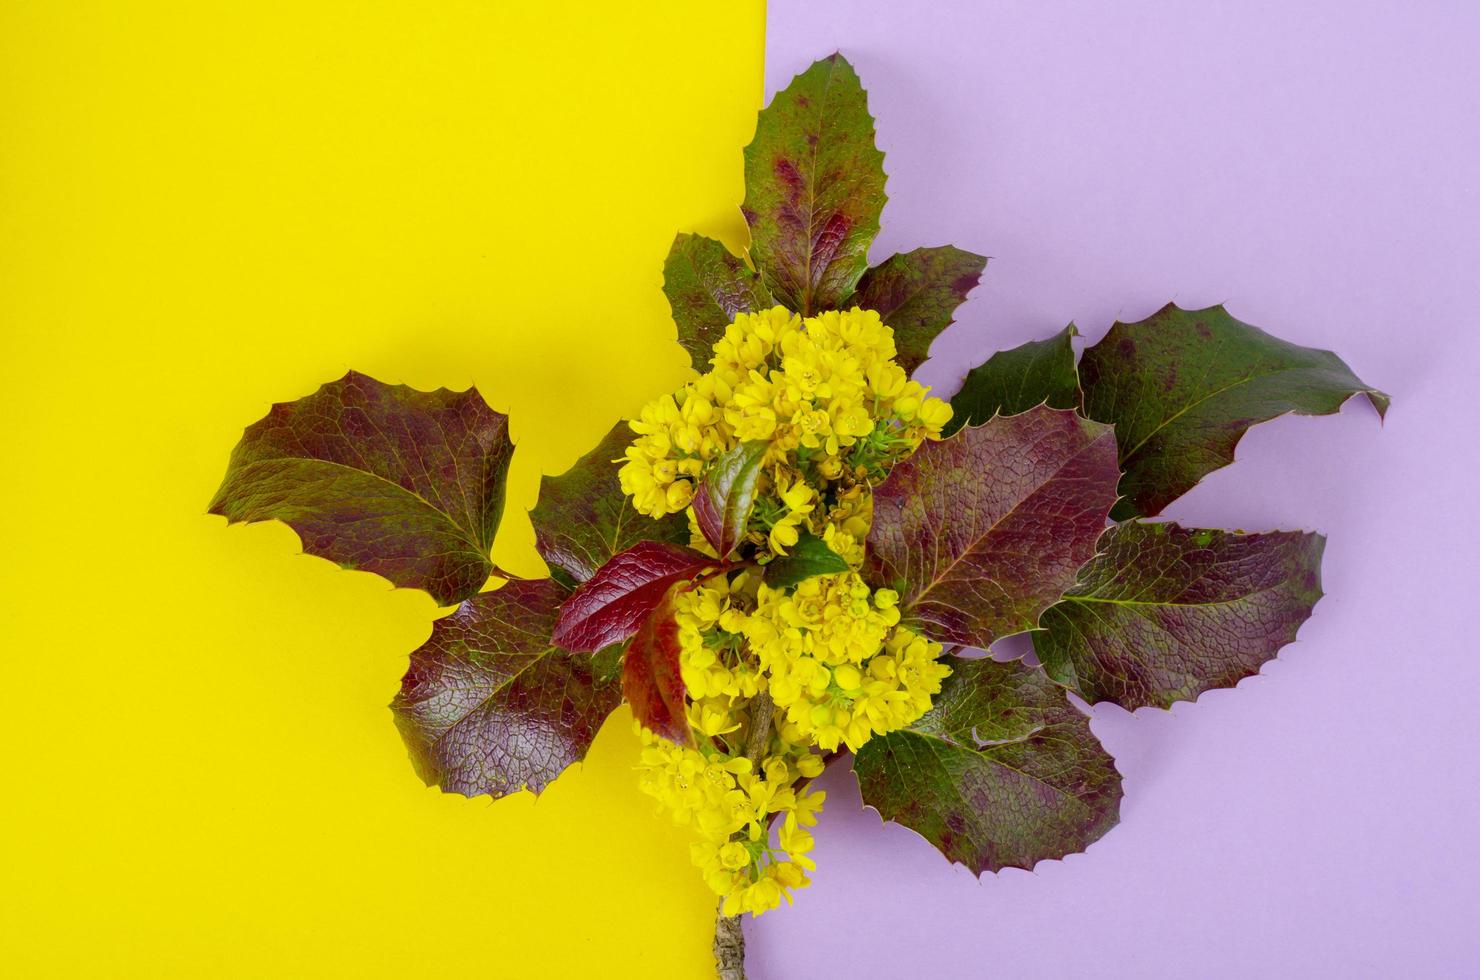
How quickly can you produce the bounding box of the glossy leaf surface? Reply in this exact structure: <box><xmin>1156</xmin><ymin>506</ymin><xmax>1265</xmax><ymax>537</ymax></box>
<box><xmin>946</xmin><ymin>324</ymin><xmax>1080</xmax><ymax>436</ymax></box>
<box><xmin>550</xmin><ymin>540</ymin><xmax>721</xmax><ymax>653</ymax></box>
<box><xmin>764</xmin><ymin>531</ymin><xmax>851</xmax><ymax>589</ymax></box>
<box><xmin>622</xmin><ymin>592</ymin><xmax>692</xmax><ymax>746</ymax></box>
<box><xmin>851</xmin><ymin>246</ymin><xmax>987</xmax><ymax>376</ymax></box>
<box><xmin>1035</xmin><ymin>521</ymin><xmax>1325</xmax><ymax>709</ymax></box>
<box><xmin>854</xmin><ymin>656</ymin><xmax>1122</xmax><ymax>874</ymax></box>
<box><xmin>209</xmin><ymin>371</ymin><xmax>513</xmax><ymax>605</ymax></box>
<box><xmin>692</xmin><ymin>441</ymin><xmax>767</xmax><ymax>558</ymax></box>
<box><xmin>390</xmin><ymin>578</ymin><xmax>621</xmax><ymax>798</ymax></box>
<box><xmin>662</xmin><ymin>232</ymin><xmax>774</xmax><ymax>372</ymax></box>
<box><xmin>865</xmin><ymin>406</ymin><xmax>1120</xmax><ymax>649</ymax></box>
<box><xmin>530</xmin><ymin>422</ymin><xmax>688</xmax><ymax>587</ymax></box>
<box><xmin>1079</xmin><ymin>303</ymin><xmax>1389</xmax><ymax>519</ymax></box>
<box><xmin>743</xmin><ymin>53</ymin><xmax>887</xmax><ymax>315</ymax></box>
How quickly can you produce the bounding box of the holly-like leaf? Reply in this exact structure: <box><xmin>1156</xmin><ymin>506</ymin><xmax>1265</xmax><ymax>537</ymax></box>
<box><xmin>389</xmin><ymin>578</ymin><xmax>622</xmax><ymax>798</ymax></box>
<box><xmin>208</xmin><ymin>371</ymin><xmax>513</xmax><ymax>606</ymax></box>
<box><xmin>622</xmin><ymin>592</ymin><xmax>692</xmax><ymax>746</ymax></box>
<box><xmin>551</xmin><ymin>540</ymin><xmax>722</xmax><ymax>653</ymax></box>
<box><xmin>764</xmin><ymin>531</ymin><xmax>851</xmax><ymax>589</ymax></box>
<box><xmin>945</xmin><ymin>324</ymin><xmax>1080</xmax><ymax>436</ymax></box>
<box><xmin>529</xmin><ymin>422</ymin><xmax>688</xmax><ymax>588</ymax></box>
<box><xmin>1034</xmin><ymin>521</ymin><xmax>1325</xmax><ymax>710</ymax></box>
<box><xmin>663</xmin><ymin>233</ymin><xmax>774</xmax><ymax>372</ymax></box>
<box><xmin>865</xmin><ymin>406</ymin><xmax>1120</xmax><ymax>650</ymax></box>
<box><xmin>851</xmin><ymin>246</ymin><xmax>988</xmax><ymax>376</ymax></box>
<box><xmin>853</xmin><ymin>656</ymin><xmax>1122</xmax><ymax>874</ymax></box>
<box><xmin>1079</xmin><ymin>303</ymin><xmax>1389</xmax><ymax>520</ymax></box>
<box><xmin>692</xmin><ymin>440</ymin><xmax>767</xmax><ymax>558</ymax></box>
<box><xmin>743</xmin><ymin>52</ymin><xmax>887</xmax><ymax>315</ymax></box>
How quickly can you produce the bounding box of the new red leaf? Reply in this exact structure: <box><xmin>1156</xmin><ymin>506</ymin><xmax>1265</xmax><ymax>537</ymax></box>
<box><xmin>551</xmin><ymin>540</ymin><xmax>722</xmax><ymax>653</ymax></box>
<box><xmin>691</xmin><ymin>440</ymin><xmax>767</xmax><ymax>558</ymax></box>
<box><xmin>623</xmin><ymin>593</ymin><xmax>693</xmax><ymax>746</ymax></box>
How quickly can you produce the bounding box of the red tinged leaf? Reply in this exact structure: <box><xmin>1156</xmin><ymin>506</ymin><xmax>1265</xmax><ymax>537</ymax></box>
<box><xmin>865</xmin><ymin>406</ymin><xmax>1121</xmax><ymax>650</ymax></box>
<box><xmin>208</xmin><ymin>371</ymin><xmax>514</xmax><ymax>606</ymax></box>
<box><xmin>1034</xmin><ymin>522</ymin><xmax>1326</xmax><ymax>709</ymax></box>
<box><xmin>622</xmin><ymin>593</ymin><xmax>693</xmax><ymax>746</ymax></box>
<box><xmin>389</xmin><ymin>578</ymin><xmax>622</xmax><ymax>799</ymax></box>
<box><xmin>850</xmin><ymin>246</ymin><xmax>988</xmax><ymax>376</ymax></box>
<box><xmin>691</xmin><ymin>440</ymin><xmax>767</xmax><ymax>558</ymax></box>
<box><xmin>551</xmin><ymin>540</ymin><xmax>723</xmax><ymax>653</ymax></box>
<box><xmin>743</xmin><ymin>53</ymin><xmax>887</xmax><ymax>314</ymax></box>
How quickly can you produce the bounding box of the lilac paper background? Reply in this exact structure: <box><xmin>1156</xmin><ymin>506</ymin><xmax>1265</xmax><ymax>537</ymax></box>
<box><xmin>755</xmin><ymin>2</ymin><xmax>1480</xmax><ymax>977</ymax></box>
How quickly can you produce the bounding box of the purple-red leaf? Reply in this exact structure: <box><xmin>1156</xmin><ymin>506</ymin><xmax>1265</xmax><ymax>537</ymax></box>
<box><xmin>1034</xmin><ymin>521</ymin><xmax>1326</xmax><ymax>709</ymax></box>
<box><xmin>850</xmin><ymin>246</ymin><xmax>988</xmax><ymax>377</ymax></box>
<box><xmin>389</xmin><ymin>578</ymin><xmax>622</xmax><ymax>799</ymax></box>
<box><xmin>622</xmin><ymin>592</ymin><xmax>693</xmax><ymax>746</ymax></box>
<box><xmin>529</xmin><ymin>422</ymin><xmax>688</xmax><ymax>587</ymax></box>
<box><xmin>551</xmin><ymin>540</ymin><xmax>722</xmax><ymax>653</ymax></box>
<box><xmin>208</xmin><ymin>371</ymin><xmax>513</xmax><ymax>606</ymax></box>
<box><xmin>865</xmin><ymin>406</ymin><xmax>1120</xmax><ymax>649</ymax></box>
<box><xmin>691</xmin><ymin>440</ymin><xmax>767</xmax><ymax>558</ymax></box>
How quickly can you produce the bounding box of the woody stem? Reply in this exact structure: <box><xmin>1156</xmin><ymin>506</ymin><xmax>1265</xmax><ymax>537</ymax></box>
<box><xmin>712</xmin><ymin>690</ymin><xmax>775</xmax><ymax>980</ymax></box>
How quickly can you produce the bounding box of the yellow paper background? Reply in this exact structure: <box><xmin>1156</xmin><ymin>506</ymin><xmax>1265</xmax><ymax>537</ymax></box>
<box><xmin>0</xmin><ymin>2</ymin><xmax>764</xmax><ymax>975</ymax></box>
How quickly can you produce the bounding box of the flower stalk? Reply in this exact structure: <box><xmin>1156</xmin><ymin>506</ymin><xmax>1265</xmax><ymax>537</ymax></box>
<box><xmin>712</xmin><ymin>690</ymin><xmax>775</xmax><ymax>979</ymax></box>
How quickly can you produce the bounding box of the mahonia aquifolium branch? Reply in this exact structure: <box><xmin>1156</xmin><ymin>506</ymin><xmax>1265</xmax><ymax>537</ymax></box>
<box><xmin>622</xmin><ymin>306</ymin><xmax>953</xmax><ymax>915</ymax></box>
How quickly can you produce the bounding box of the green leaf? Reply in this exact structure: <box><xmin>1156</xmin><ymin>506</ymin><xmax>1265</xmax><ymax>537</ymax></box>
<box><xmin>853</xmin><ymin>656</ymin><xmax>1122</xmax><ymax>874</ymax></box>
<box><xmin>764</xmin><ymin>531</ymin><xmax>850</xmax><ymax>588</ymax></box>
<box><xmin>851</xmin><ymin>246</ymin><xmax>988</xmax><ymax>376</ymax></box>
<box><xmin>945</xmin><ymin>324</ymin><xmax>1080</xmax><ymax>436</ymax></box>
<box><xmin>208</xmin><ymin>371</ymin><xmax>513</xmax><ymax>606</ymax></box>
<box><xmin>662</xmin><ymin>233</ymin><xmax>775</xmax><ymax>372</ymax></box>
<box><xmin>691</xmin><ymin>440</ymin><xmax>767</xmax><ymax>558</ymax></box>
<box><xmin>390</xmin><ymin>578</ymin><xmax>622</xmax><ymax>799</ymax></box>
<box><xmin>743</xmin><ymin>53</ymin><xmax>887</xmax><ymax>315</ymax></box>
<box><xmin>1079</xmin><ymin>303</ymin><xmax>1389</xmax><ymax>520</ymax></box>
<box><xmin>529</xmin><ymin>422</ymin><xmax>688</xmax><ymax>587</ymax></box>
<box><xmin>865</xmin><ymin>406</ymin><xmax>1121</xmax><ymax>650</ymax></box>
<box><xmin>1034</xmin><ymin>521</ymin><xmax>1325</xmax><ymax>710</ymax></box>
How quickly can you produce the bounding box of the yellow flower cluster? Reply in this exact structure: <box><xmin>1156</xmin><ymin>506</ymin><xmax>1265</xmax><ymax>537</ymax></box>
<box><xmin>637</xmin><ymin>569</ymin><xmax>949</xmax><ymax>915</ymax></box>
<box><xmin>635</xmin><ymin>727</ymin><xmax>824</xmax><ymax>916</ymax></box>
<box><xmin>744</xmin><ymin>574</ymin><xmax>951</xmax><ymax>752</ymax></box>
<box><xmin>618</xmin><ymin>306</ymin><xmax>953</xmax><ymax>562</ymax></box>
<box><xmin>628</xmin><ymin>305</ymin><xmax>957</xmax><ymax>917</ymax></box>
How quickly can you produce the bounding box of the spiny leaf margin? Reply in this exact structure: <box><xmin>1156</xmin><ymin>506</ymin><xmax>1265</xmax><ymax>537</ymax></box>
<box><xmin>1034</xmin><ymin>521</ymin><xmax>1326</xmax><ymax>709</ymax></box>
<box><xmin>390</xmin><ymin>578</ymin><xmax>622</xmax><ymax>799</ymax></box>
<box><xmin>853</xmin><ymin>655</ymin><xmax>1122</xmax><ymax>875</ymax></box>
<box><xmin>208</xmin><ymin>370</ymin><xmax>513</xmax><ymax>606</ymax></box>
